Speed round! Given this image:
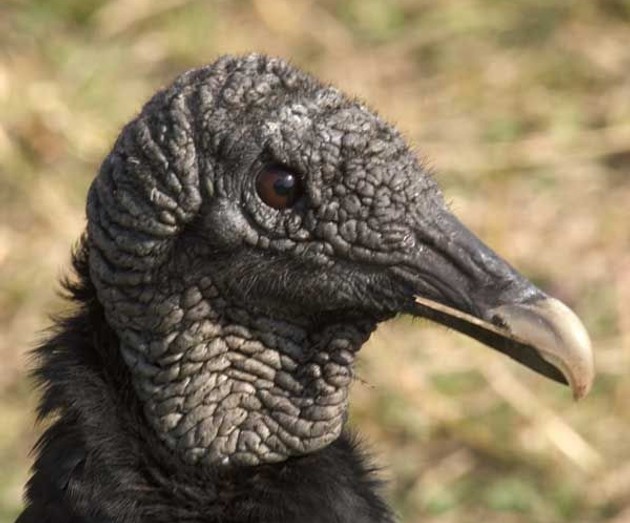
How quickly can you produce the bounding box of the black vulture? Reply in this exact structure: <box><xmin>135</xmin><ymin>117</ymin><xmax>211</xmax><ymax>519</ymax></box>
<box><xmin>18</xmin><ymin>54</ymin><xmax>594</xmax><ymax>523</ymax></box>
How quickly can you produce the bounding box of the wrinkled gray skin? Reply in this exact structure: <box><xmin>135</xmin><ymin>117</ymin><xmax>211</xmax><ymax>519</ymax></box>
<box><xmin>87</xmin><ymin>54</ymin><xmax>445</xmax><ymax>467</ymax></box>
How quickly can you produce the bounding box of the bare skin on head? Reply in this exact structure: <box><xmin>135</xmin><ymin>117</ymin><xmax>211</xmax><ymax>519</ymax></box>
<box><xmin>86</xmin><ymin>54</ymin><xmax>593</xmax><ymax>469</ymax></box>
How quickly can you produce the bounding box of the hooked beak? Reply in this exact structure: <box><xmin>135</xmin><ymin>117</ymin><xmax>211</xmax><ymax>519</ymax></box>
<box><xmin>395</xmin><ymin>212</ymin><xmax>594</xmax><ymax>399</ymax></box>
<box><xmin>412</xmin><ymin>295</ymin><xmax>593</xmax><ymax>399</ymax></box>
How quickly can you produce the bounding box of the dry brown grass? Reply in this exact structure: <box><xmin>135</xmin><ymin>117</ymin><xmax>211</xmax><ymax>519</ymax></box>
<box><xmin>1</xmin><ymin>1</ymin><xmax>629</xmax><ymax>521</ymax></box>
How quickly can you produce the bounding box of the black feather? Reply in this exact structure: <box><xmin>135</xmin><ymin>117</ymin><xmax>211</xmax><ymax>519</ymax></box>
<box><xmin>20</xmin><ymin>241</ymin><xmax>394</xmax><ymax>522</ymax></box>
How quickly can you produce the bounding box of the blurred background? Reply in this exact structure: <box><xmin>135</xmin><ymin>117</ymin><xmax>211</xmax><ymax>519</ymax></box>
<box><xmin>1</xmin><ymin>0</ymin><xmax>629</xmax><ymax>521</ymax></box>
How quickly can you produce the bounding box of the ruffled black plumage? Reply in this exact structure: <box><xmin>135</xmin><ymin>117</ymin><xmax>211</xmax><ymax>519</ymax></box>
<box><xmin>18</xmin><ymin>241</ymin><xmax>394</xmax><ymax>523</ymax></box>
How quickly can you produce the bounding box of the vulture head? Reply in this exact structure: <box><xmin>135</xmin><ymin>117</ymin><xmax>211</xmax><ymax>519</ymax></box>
<box><xmin>86</xmin><ymin>54</ymin><xmax>593</xmax><ymax>469</ymax></box>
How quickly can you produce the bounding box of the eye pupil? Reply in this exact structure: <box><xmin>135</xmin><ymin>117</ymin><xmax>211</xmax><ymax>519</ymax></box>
<box><xmin>273</xmin><ymin>175</ymin><xmax>295</xmax><ymax>195</ymax></box>
<box><xmin>256</xmin><ymin>167</ymin><xmax>302</xmax><ymax>209</ymax></box>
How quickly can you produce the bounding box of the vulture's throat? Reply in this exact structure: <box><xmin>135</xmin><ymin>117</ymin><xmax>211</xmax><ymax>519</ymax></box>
<box><xmin>118</xmin><ymin>275</ymin><xmax>375</xmax><ymax>466</ymax></box>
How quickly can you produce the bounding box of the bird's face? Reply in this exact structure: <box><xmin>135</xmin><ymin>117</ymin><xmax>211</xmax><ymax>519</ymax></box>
<box><xmin>188</xmin><ymin>84</ymin><xmax>435</xmax><ymax>323</ymax></box>
<box><xmin>87</xmin><ymin>54</ymin><xmax>593</xmax><ymax>467</ymax></box>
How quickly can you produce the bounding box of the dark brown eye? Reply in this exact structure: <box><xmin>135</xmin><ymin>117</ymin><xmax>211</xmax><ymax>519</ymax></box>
<box><xmin>256</xmin><ymin>166</ymin><xmax>303</xmax><ymax>209</ymax></box>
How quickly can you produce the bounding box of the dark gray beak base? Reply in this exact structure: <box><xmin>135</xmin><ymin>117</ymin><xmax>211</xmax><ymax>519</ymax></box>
<box><xmin>397</xmin><ymin>212</ymin><xmax>594</xmax><ymax>399</ymax></box>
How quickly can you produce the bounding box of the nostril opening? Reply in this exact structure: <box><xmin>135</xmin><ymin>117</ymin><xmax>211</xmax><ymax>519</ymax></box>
<box><xmin>491</xmin><ymin>314</ymin><xmax>508</xmax><ymax>329</ymax></box>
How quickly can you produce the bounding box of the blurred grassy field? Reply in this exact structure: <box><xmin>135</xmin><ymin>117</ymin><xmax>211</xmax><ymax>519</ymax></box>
<box><xmin>1</xmin><ymin>0</ymin><xmax>629</xmax><ymax>521</ymax></box>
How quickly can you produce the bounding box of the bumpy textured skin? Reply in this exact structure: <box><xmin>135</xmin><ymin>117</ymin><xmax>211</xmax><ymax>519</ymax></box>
<box><xmin>19</xmin><ymin>53</ymin><xmax>462</xmax><ymax>522</ymax></box>
<box><xmin>86</xmin><ymin>54</ymin><xmax>440</xmax><ymax>468</ymax></box>
<box><xmin>19</xmin><ymin>250</ymin><xmax>393</xmax><ymax>522</ymax></box>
